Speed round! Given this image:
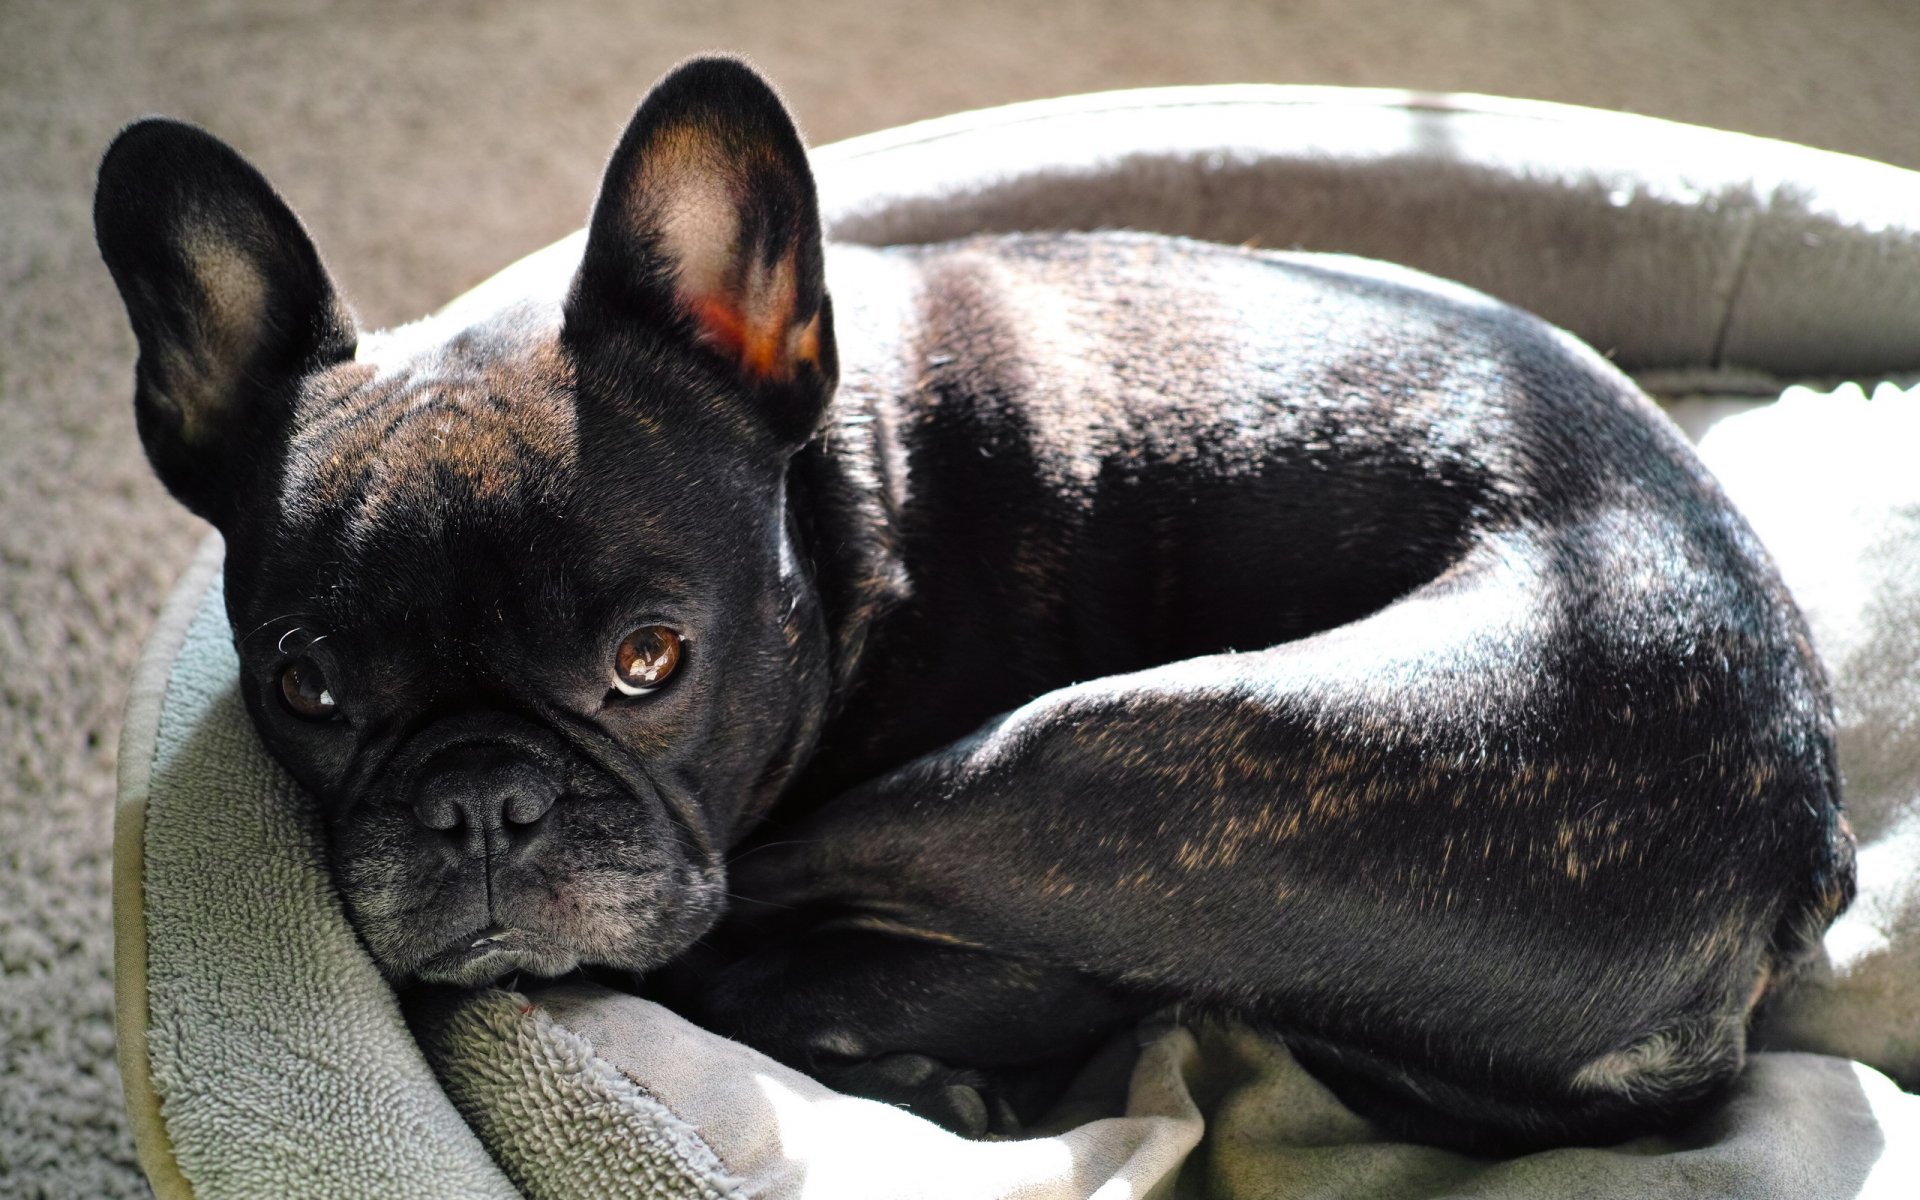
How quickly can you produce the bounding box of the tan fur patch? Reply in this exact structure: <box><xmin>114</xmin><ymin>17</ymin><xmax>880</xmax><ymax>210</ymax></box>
<box><xmin>169</xmin><ymin>229</ymin><xmax>270</xmax><ymax>433</ymax></box>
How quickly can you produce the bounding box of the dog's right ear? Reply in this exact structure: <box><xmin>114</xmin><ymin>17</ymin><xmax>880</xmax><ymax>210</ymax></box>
<box><xmin>95</xmin><ymin>118</ymin><xmax>356</xmax><ymax>526</ymax></box>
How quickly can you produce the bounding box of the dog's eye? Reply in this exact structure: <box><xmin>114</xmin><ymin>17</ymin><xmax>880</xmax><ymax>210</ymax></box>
<box><xmin>612</xmin><ymin>625</ymin><xmax>684</xmax><ymax>696</ymax></box>
<box><xmin>278</xmin><ymin>658</ymin><xmax>338</xmax><ymax>720</ymax></box>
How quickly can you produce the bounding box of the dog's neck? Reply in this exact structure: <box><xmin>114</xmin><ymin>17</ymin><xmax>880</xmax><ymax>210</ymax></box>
<box><xmin>790</xmin><ymin>245</ymin><xmax>923</xmax><ymax>704</ymax></box>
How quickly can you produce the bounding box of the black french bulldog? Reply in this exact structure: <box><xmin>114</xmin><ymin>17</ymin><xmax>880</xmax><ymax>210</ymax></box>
<box><xmin>96</xmin><ymin>57</ymin><xmax>1853</xmax><ymax>1151</ymax></box>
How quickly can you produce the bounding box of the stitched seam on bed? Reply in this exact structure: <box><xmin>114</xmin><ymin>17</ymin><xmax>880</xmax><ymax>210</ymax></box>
<box><xmin>816</xmin><ymin>90</ymin><xmax>1610</xmax><ymax>162</ymax></box>
<box><xmin>1709</xmin><ymin>199</ymin><xmax>1767</xmax><ymax>369</ymax></box>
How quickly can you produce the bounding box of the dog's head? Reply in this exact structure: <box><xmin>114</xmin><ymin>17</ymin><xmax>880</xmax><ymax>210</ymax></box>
<box><xmin>96</xmin><ymin>58</ymin><xmax>837</xmax><ymax>985</ymax></box>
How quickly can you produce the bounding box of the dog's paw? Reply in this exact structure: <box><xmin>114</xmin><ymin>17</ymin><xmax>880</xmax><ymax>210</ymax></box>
<box><xmin>815</xmin><ymin>1051</ymin><xmax>1022</xmax><ymax>1138</ymax></box>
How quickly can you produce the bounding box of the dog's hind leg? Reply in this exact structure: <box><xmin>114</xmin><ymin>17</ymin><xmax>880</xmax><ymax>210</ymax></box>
<box><xmin>727</xmin><ymin>527</ymin><xmax>1848</xmax><ymax>1147</ymax></box>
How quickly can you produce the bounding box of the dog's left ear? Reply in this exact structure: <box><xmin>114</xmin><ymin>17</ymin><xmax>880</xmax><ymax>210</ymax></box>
<box><xmin>567</xmin><ymin>57</ymin><xmax>836</xmax><ymax>447</ymax></box>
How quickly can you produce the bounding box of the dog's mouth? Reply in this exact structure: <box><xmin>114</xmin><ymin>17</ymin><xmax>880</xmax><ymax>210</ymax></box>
<box><xmin>413</xmin><ymin>924</ymin><xmax>584</xmax><ymax>988</ymax></box>
<box><xmin>374</xmin><ymin>851</ymin><xmax>731</xmax><ymax>989</ymax></box>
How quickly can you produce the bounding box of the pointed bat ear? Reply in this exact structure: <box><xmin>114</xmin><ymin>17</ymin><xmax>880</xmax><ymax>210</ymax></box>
<box><xmin>94</xmin><ymin>118</ymin><xmax>356</xmax><ymax>527</ymax></box>
<box><xmin>565</xmin><ymin>56</ymin><xmax>836</xmax><ymax>447</ymax></box>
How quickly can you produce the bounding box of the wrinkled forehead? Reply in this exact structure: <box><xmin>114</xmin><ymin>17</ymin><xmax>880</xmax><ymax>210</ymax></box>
<box><xmin>243</xmin><ymin>309</ymin><xmax>591</xmax><ymax>636</ymax></box>
<box><xmin>245</xmin><ymin>305</ymin><xmax>745</xmax><ymax>638</ymax></box>
<box><xmin>281</xmin><ymin>306</ymin><xmax>579</xmax><ymax>532</ymax></box>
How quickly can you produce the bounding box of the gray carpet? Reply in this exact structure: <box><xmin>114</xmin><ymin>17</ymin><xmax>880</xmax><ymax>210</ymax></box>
<box><xmin>5</xmin><ymin>1</ymin><xmax>1919</xmax><ymax>1195</ymax></box>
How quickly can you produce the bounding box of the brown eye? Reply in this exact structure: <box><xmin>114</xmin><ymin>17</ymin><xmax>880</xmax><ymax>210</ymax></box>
<box><xmin>612</xmin><ymin>626</ymin><xmax>684</xmax><ymax>696</ymax></box>
<box><xmin>278</xmin><ymin>658</ymin><xmax>338</xmax><ymax>720</ymax></box>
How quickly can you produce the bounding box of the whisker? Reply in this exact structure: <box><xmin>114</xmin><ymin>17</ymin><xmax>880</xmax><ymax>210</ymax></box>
<box><xmin>242</xmin><ymin>611</ymin><xmax>328</xmax><ymax>645</ymax></box>
<box><xmin>724</xmin><ymin>838</ymin><xmax>821</xmax><ymax>866</ymax></box>
<box><xmin>721</xmin><ymin>891</ymin><xmax>798</xmax><ymax>911</ymax></box>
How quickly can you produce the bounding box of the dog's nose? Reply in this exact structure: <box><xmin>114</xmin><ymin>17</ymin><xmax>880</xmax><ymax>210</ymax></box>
<box><xmin>411</xmin><ymin>744</ymin><xmax>558</xmax><ymax>843</ymax></box>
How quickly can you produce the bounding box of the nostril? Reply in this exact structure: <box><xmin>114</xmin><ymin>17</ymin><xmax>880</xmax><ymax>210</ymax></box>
<box><xmin>413</xmin><ymin>793</ymin><xmax>462</xmax><ymax>832</ymax></box>
<box><xmin>503</xmin><ymin>783</ymin><xmax>557</xmax><ymax>827</ymax></box>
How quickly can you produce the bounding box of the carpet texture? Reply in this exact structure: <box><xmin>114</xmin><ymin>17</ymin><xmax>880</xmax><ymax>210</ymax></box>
<box><xmin>4</xmin><ymin>2</ymin><xmax>1919</xmax><ymax>1196</ymax></box>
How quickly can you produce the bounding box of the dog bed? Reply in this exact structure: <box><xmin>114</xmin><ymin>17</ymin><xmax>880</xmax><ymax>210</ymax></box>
<box><xmin>115</xmin><ymin>86</ymin><xmax>1920</xmax><ymax>1198</ymax></box>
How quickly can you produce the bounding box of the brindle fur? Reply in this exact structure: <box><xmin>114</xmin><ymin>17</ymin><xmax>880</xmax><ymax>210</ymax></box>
<box><xmin>96</xmin><ymin>58</ymin><xmax>1852</xmax><ymax>1151</ymax></box>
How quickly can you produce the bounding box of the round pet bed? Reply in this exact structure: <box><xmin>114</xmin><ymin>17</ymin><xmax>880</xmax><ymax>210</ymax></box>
<box><xmin>116</xmin><ymin>86</ymin><xmax>1920</xmax><ymax>1199</ymax></box>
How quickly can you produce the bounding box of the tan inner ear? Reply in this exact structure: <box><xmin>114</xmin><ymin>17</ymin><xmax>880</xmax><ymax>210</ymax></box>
<box><xmin>643</xmin><ymin>128</ymin><xmax>739</xmax><ymax>301</ymax></box>
<box><xmin>168</xmin><ymin>227</ymin><xmax>270</xmax><ymax>436</ymax></box>
<box><xmin>630</xmin><ymin>125</ymin><xmax>819</xmax><ymax>384</ymax></box>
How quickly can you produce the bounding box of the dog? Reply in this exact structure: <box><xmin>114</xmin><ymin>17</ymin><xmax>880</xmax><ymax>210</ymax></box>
<box><xmin>96</xmin><ymin>57</ymin><xmax>1853</xmax><ymax>1151</ymax></box>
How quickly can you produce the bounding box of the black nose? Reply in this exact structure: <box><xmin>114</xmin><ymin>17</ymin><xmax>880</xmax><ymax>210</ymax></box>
<box><xmin>411</xmin><ymin>743</ymin><xmax>559</xmax><ymax>845</ymax></box>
